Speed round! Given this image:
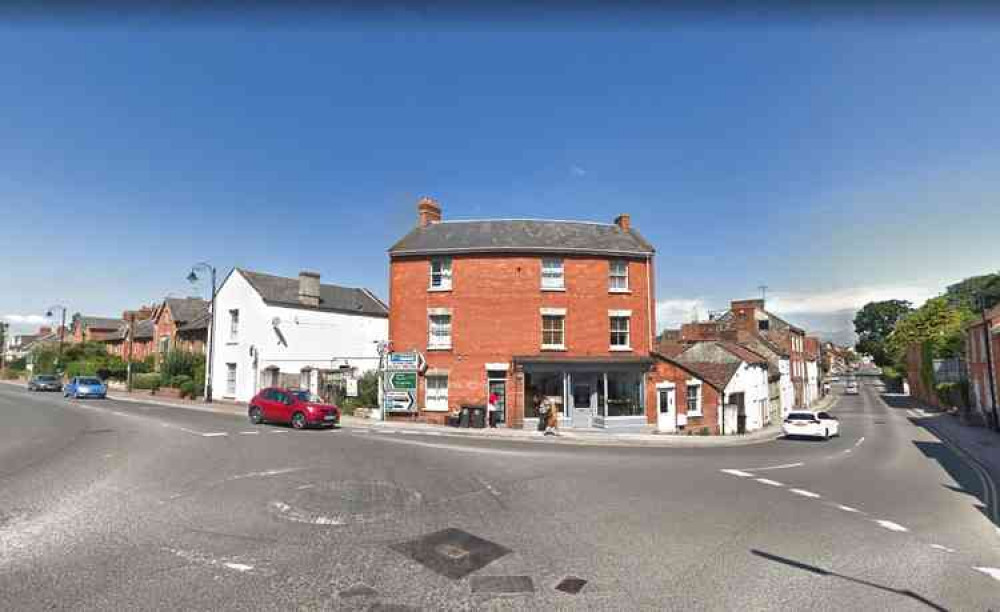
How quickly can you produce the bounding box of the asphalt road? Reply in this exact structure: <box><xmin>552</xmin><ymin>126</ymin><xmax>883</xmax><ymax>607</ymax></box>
<box><xmin>1</xmin><ymin>381</ymin><xmax>998</xmax><ymax>610</ymax></box>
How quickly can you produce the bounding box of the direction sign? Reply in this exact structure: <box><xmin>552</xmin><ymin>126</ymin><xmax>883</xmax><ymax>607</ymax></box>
<box><xmin>387</xmin><ymin>352</ymin><xmax>419</xmax><ymax>371</ymax></box>
<box><xmin>388</xmin><ymin>371</ymin><xmax>417</xmax><ymax>391</ymax></box>
<box><xmin>385</xmin><ymin>390</ymin><xmax>414</xmax><ymax>413</ymax></box>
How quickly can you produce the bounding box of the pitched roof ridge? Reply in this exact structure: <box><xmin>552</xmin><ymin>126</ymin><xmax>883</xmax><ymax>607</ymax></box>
<box><xmin>240</xmin><ymin>267</ymin><xmax>366</xmax><ymax>292</ymax></box>
<box><xmin>435</xmin><ymin>218</ymin><xmax>619</xmax><ymax>227</ymax></box>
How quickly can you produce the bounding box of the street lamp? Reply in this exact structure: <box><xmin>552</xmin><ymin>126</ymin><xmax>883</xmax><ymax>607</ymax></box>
<box><xmin>188</xmin><ymin>262</ymin><xmax>217</xmax><ymax>403</ymax></box>
<box><xmin>45</xmin><ymin>305</ymin><xmax>67</xmax><ymax>371</ymax></box>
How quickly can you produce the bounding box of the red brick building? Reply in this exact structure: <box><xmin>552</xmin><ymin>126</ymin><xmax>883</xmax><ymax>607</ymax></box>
<box><xmin>151</xmin><ymin>297</ymin><xmax>209</xmax><ymax>365</ymax></box>
<box><xmin>388</xmin><ymin>197</ymin><xmax>657</xmax><ymax>430</ymax></box>
<box><xmin>965</xmin><ymin>305</ymin><xmax>1000</xmax><ymax>426</ymax></box>
<box><xmin>71</xmin><ymin>315</ymin><xmax>124</xmax><ymax>344</ymax></box>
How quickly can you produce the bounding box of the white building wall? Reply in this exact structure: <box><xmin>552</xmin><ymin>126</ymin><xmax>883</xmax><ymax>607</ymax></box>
<box><xmin>724</xmin><ymin>362</ymin><xmax>770</xmax><ymax>433</ymax></box>
<box><xmin>778</xmin><ymin>358</ymin><xmax>795</xmax><ymax>417</ymax></box>
<box><xmin>209</xmin><ymin>270</ymin><xmax>389</xmax><ymax>403</ymax></box>
<box><xmin>805</xmin><ymin>360</ymin><xmax>819</xmax><ymax>407</ymax></box>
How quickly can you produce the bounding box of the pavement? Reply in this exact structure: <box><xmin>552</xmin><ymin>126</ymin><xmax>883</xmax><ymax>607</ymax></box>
<box><xmin>1</xmin><ymin>379</ymin><xmax>998</xmax><ymax>609</ymax></box>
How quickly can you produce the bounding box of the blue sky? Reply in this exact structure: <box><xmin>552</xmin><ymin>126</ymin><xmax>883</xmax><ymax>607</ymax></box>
<box><xmin>2</xmin><ymin>17</ymin><xmax>998</xmax><ymax>341</ymax></box>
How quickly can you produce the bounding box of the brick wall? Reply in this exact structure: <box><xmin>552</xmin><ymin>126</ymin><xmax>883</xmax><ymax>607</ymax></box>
<box><xmin>390</xmin><ymin>253</ymin><xmax>654</xmax><ymax>426</ymax></box>
<box><xmin>647</xmin><ymin>357</ymin><xmax>722</xmax><ymax>434</ymax></box>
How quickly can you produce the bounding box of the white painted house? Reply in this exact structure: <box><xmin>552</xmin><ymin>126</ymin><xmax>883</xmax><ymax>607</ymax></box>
<box><xmin>676</xmin><ymin>341</ymin><xmax>771</xmax><ymax>435</ymax></box>
<box><xmin>209</xmin><ymin>269</ymin><xmax>389</xmax><ymax>403</ymax></box>
<box><xmin>805</xmin><ymin>358</ymin><xmax>820</xmax><ymax>408</ymax></box>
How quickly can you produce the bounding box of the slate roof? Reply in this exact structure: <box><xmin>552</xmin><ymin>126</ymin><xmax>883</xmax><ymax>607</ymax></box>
<box><xmin>650</xmin><ymin>351</ymin><xmax>727</xmax><ymax>392</ymax></box>
<box><xmin>678</xmin><ymin>361</ymin><xmax>742</xmax><ymax>392</ymax></box>
<box><xmin>239</xmin><ymin>269</ymin><xmax>389</xmax><ymax>318</ymax></box>
<box><xmin>164</xmin><ymin>297</ymin><xmax>208</xmax><ymax>325</ymax></box>
<box><xmin>177</xmin><ymin>311</ymin><xmax>210</xmax><ymax>333</ymax></box>
<box><xmin>718</xmin><ymin>342</ymin><xmax>768</xmax><ymax>365</ymax></box>
<box><xmin>134</xmin><ymin>319</ymin><xmax>155</xmax><ymax>339</ymax></box>
<box><xmin>79</xmin><ymin>316</ymin><xmax>124</xmax><ymax>330</ymax></box>
<box><xmin>389</xmin><ymin>219</ymin><xmax>655</xmax><ymax>257</ymax></box>
<box><xmin>674</xmin><ymin>340</ymin><xmax>769</xmax><ymax>390</ymax></box>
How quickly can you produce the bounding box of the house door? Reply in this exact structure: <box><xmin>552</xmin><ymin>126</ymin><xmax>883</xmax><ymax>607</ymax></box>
<box><xmin>571</xmin><ymin>375</ymin><xmax>595</xmax><ymax>428</ymax></box>
<box><xmin>657</xmin><ymin>386</ymin><xmax>677</xmax><ymax>433</ymax></box>
<box><xmin>732</xmin><ymin>392</ymin><xmax>746</xmax><ymax>434</ymax></box>
<box><xmin>488</xmin><ymin>378</ymin><xmax>506</xmax><ymax>425</ymax></box>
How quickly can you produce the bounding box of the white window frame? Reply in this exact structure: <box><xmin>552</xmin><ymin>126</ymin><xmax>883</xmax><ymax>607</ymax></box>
<box><xmin>609</xmin><ymin>314</ymin><xmax>631</xmax><ymax>350</ymax></box>
<box><xmin>686</xmin><ymin>380</ymin><xmax>703</xmax><ymax>416</ymax></box>
<box><xmin>541</xmin><ymin>258</ymin><xmax>565</xmax><ymax>290</ymax></box>
<box><xmin>609</xmin><ymin>260</ymin><xmax>629</xmax><ymax>292</ymax></box>
<box><xmin>541</xmin><ymin>313</ymin><xmax>566</xmax><ymax>350</ymax></box>
<box><xmin>424</xmin><ymin>374</ymin><xmax>449</xmax><ymax>412</ymax></box>
<box><xmin>429</xmin><ymin>257</ymin><xmax>453</xmax><ymax>291</ymax></box>
<box><xmin>428</xmin><ymin>310</ymin><xmax>452</xmax><ymax>350</ymax></box>
<box><xmin>229</xmin><ymin>309</ymin><xmax>239</xmax><ymax>342</ymax></box>
<box><xmin>225</xmin><ymin>363</ymin><xmax>237</xmax><ymax>397</ymax></box>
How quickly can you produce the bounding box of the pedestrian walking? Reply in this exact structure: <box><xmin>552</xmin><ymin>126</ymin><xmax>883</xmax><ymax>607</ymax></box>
<box><xmin>488</xmin><ymin>392</ymin><xmax>499</xmax><ymax>428</ymax></box>
<box><xmin>544</xmin><ymin>397</ymin><xmax>559</xmax><ymax>436</ymax></box>
<box><xmin>534</xmin><ymin>393</ymin><xmax>547</xmax><ymax>433</ymax></box>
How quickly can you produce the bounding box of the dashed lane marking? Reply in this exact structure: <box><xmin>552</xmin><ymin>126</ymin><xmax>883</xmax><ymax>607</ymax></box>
<box><xmin>755</xmin><ymin>478</ymin><xmax>784</xmax><ymax>487</ymax></box>
<box><xmin>239</xmin><ymin>431</ymin><xmax>260</xmax><ymax>435</ymax></box>
<box><xmin>720</xmin><ymin>469</ymin><xmax>754</xmax><ymax>477</ymax></box>
<box><xmin>742</xmin><ymin>462</ymin><xmax>804</xmax><ymax>472</ymax></box>
<box><xmin>930</xmin><ymin>544</ymin><xmax>956</xmax><ymax>553</ymax></box>
<box><xmin>831</xmin><ymin>503</ymin><xmax>862</xmax><ymax>514</ymax></box>
<box><xmin>973</xmin><ymin>567</ymin><xmax>1000</xmax><ymax>582</ymax></box>
<box><xmin>201</xmin><ymin>432</ymin><xmax>228</xmax><ymax>437</ymax></box>
<box><xmin>873</xmin><ymin>519</ymin><xmax>909</xmax><ymax>533</ymax></box>
<box><xmin>224</xmin><ymin>562</ymin><xmax>254</xmax><ymax>572</ymax></box>
<box><xmin>854</xmin><ymin>437</ymin><xmax>865</xmax><ymax>448</ymax></box>
<box><xmin>789</xmin><ymin>489</ymin><xmax>821</xmax><ymax>499</ymax></box>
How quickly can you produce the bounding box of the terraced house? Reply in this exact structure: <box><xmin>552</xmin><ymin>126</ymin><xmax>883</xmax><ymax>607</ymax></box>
<box><xmin>388</xmin><ymin>197</ymin><xmax>657</xmax><ymax>431</ymax></box>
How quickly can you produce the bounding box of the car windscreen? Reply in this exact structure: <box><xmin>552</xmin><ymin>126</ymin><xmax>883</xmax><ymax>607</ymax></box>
<box><xmin>78</xmin><ymin>378</ymin><xmax>103</xmax><ymax>385</ymax></box>
<box><xmin>787</xmin><ymin>413</ymin><xmax>816</xmax><ymax>420</ymax></box>
<box><xmin>36</xmin><ymin>376</ymin><xmax>57</xmax><ymax>382</ymax></box>
<box><xmin>291</xmin><ymin>390</ymin><xmax>322</xmax><ymax>402</ymax></box>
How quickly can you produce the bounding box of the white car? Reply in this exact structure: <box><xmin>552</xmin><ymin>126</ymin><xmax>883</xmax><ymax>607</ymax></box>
<box><xmin>845</xmin><ymin>382</ymin><xmax>859</xmax><ymax>395</ymax></box>
<box><xmin>783</xmin><ymin>411</ymin><xmax>840</xmax><ymax>440</ymax></box>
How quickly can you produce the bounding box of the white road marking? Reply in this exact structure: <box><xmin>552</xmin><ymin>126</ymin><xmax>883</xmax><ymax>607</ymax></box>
<box><xmin>239</xmin><ymin>431</ymin><xmax>260</xmax><ymax>435</ymax></box>
<box><xmin>476</xmin><ymin>477</ymin><xmax>502</xmax><ymax>498</ymax></box>
<box><xmin>165</xmin><ymin>547</ymin><xmax>256</xmax><ymax>573</ymax></box>
<box><xmin>930</xmin><ymin>544</ymin><xmax>956</xmax><ymax>553</ymax></box>
<box><xmin>973</xmin><ymin>567</ymin><xmax>1000</xmax><ymax>581</ymax></box>
<box><xmin>854</xmin><ymin>437</ymin><xmax>865</xmax><ymax>448</ymax></box>
<box><xmin>720</xmin><ymin>469</ymin><xmax>754</xmax><ymax>477</ymax></box>
<box><xmin>833</xmin><ymin>504</ymin><xmax>862</xmax><ymax>513</ymax></box>
<box><xmin>269</xmin><ymin>430</ymin><xmax>288</xmax><ymax>434</ymax></box>
<box><xmin>223</xmin><ymin>562</ymin><xmax>254</xmax><ymax>572</ymax></box>
<box><xmin>269</xmin><ymin>500</ymin><xmax>345</xmax><ymax>526</ymax></box>
<box><xmin>756</xmin><ymin>478</ymin><xmax>784</xmax><ymax>487</ymax></box>
<box><xmin>789</xmin><ymin>489</ymin><xmax>821</xmax><ymax>498</ymax></box>
<box><xmin>226</xmin><ymin>468</ymin><xmax>302</xmax><ymax>481</ymax></box>
<box><xmin>201</xmin><ymin>432</ymin><xmax>228</xmax><ymax>437</ymax></box>
<box><xmin>873</xmin><ymin>519</ymin><xmax>909</xmax><ymax>532</ymax></box>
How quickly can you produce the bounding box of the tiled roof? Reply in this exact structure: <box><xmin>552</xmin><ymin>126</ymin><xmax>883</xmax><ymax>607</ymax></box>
<box><xmin>390</xmin><ymin>219</ymin><xmax>655</xmax><ymax>257</ymax></box>
<box><xmin>718</xmin><ymin>342</ymin><xmax>768</xmax><ymax>365</ymax></box>
<box><xmin>239</xmin><ymin>269</ymin><xmax>389</xmax><ymax>318</ymax></box>
<box><xmin>678</xmin><ymin>361</ymin><xmax>742</xmax><ymax>391</ymax></box>
<box><xmin>79</xmin><ymin>316</ymin><xmax>124</xmax><ymax>330</ymax></box>
<box><xmin>164</xmin><ymin>297</ymin><xmax>208</xmax><ymax>325</ymax></box>
<box><xmin>177</xmin><ymin>311</ymin><xmax>209</xmax><ymax>333</ymax></box>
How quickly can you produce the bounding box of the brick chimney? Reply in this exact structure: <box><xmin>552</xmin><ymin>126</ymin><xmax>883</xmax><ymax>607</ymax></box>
<box><xmin>298</xmin><ymin>271</ymin><xmax>321</xmax><ymax>307</ymax></box>
<box><xmin>614</xmin><ymin>213</ymin><xmax>631</xmax><ymax>231</ymax></box>
<box><xmin>418</xmin><ymin>197</ymin><xmax>442</xmax><ymax>227</ymax></box>
<box><xmin>38</xmin><ymin>326</ymin><xmax>52</xmax><ymax>335</ymax></box>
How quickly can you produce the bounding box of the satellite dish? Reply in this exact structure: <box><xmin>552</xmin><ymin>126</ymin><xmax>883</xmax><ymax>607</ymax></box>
<box><xmin>271</xmin><ymin>317</ymin><xmax>281</xmax><ymax>327</ymax></box>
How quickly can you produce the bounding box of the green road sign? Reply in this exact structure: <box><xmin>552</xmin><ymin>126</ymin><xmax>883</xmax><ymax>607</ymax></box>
<box><xmin>389</xmin><ymin>372</ymin><xmax>417</xmax><ymax>390</ymax></box>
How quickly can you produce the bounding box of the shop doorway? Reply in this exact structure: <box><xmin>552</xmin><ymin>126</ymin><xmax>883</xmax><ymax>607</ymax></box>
<box><xmin>571</xmin><ymin>374</ymin><xmax>596</xmax><ymax>428</ymax></box>
<box><xmin>487</xmin><ymin>372</ymin><xmax>507</xmax><ymax>426</ymax></box>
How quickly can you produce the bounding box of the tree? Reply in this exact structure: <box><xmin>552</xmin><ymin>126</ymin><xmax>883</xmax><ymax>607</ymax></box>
<box><xmin>853</xmin><ymin>299</ymin><xmax>913</xmax><ymax>366</ymax></box>
<box><xmin>946</xmin><ymin>272</ymin><xmax>1000</xmax><ymax>311</ymax></box>
<box><xmin>886</xmin><ymin>296</ymin><xmax>975</xmax><ymax>366</ymax></box>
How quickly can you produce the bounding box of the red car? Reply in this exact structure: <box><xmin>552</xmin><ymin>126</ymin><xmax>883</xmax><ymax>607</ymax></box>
<box><xmin>248</xmin><ymin>387</ymin><xmax>341</xmax><ymax>429</ymax></box>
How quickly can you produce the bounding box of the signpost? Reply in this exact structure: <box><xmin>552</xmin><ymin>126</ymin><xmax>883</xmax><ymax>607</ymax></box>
<box><xmin>385</xmin><ymin>390</ymin><xmax>414</xmax><ymax>413</ymax></box>
<box><xmin>388</xmin><ymin>371</ymin><xmax>417</xmax><ymax>391</ymax></box>
<box><xmin>382</xmin><ymin>351</ymin><xmax>424</xmax><ymax>414</ymax></box>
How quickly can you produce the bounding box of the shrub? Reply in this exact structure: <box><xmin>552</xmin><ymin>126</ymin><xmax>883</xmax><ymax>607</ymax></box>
<box><xmin>935</xmin><ymin>381</ymin><xmax>969</xmax><ymax>408</ymax></box>
<box><xmin>132</xmin><ymin>373</ymin><xmax>161</xmax><ymax>391</ymax></box>
<box><xmin>178</xmin><ymin>380</ymin><xmax>196</xmax><ymax>399</ymax></box>
<box><xmin>169</xmin><ymin>374</ymin><xmax>192</xmax><ymax>388</ymax></box>
<box><xmin>2</xmin><ymin>369</ymin><xmax>26</xmax><ymax>381</ymax></box>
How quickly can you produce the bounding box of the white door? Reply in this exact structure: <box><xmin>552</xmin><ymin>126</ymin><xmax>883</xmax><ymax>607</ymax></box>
<box><xmin>657</xmin><ymin>386</ymin><xmax>677</xmax><ymax>433</ymax></box>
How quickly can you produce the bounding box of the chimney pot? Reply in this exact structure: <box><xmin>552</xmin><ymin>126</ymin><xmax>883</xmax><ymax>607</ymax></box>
<box><xmin>417</xmin><ymin>197</ymin><xmax>442</xmax><ymax>227</ymax></box>
<box><xmin>614</xmin><ymin>213</ymin><xmax>631</xmax><ymax>231</ymax></box>
<box><xmin>298</xmin><ymin>271</ymin><xmax>321</xmax><ymax>307</ymax></box>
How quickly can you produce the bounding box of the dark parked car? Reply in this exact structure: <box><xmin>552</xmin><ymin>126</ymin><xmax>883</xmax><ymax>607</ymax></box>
<box><xmin>248</xmin><ymin>387</ymin><xmax>340</xmax><ymax>429</ymax></box>
<box><xmin>28</xmin><ymin>374</ymin><xmax>62</xmax><ymax>391</ymax></box>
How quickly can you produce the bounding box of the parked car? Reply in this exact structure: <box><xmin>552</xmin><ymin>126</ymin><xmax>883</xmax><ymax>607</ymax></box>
<box><xmin>845</xmin><ymin>380</ymin><xmax>859</xmax><ymax>395</ymax></box>
<box><xmin>783</xmin><ymin>411</ymin><xmax>840</xmax><ymax>440</ymax></box>
<box><xmin>248</xmin><ymin>387</ymin><xmax>340</xmax><ymax>429</ymax></box>
<box><xmin>63</xmin><ymin>376</ymin><xmax>107</xmax><ymax>399</ymax></box>
<box><xmin>28</xmin><ymin>374</ymin><xmax>62</xmax><ymax>392</ymax></box>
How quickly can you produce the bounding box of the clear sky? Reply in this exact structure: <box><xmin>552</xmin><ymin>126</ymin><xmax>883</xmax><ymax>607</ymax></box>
<box><xmin>2</xmin><ymin>12</ymin><xmax>998</xmax><ymax>342</ymax></box>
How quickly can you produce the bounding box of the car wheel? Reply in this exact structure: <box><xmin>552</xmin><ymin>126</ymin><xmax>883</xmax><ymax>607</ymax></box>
<box><xmin>824</xmin><ymin>428</ymin><xmax>830</xmax><ymax>440</ymax></box>
<box><xmin>291</xmin><ymin>412</ymin><xmax>306</xmax><ymax>430</ymax></box>
<box><xmin>249</xmin><ymin>406</ymin><xmax>264</xmax><ymax>425</ymax></box>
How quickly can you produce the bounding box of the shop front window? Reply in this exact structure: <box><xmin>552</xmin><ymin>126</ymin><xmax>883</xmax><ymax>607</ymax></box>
<box><xmin>606</xmin><ymin>371</ymin><xmax>643</xmax><ymax>417</ymax></box>
<box><xmin>525</xmin><ymin>371</ymin><xmax>563</xmax><ymax>419</ymax></box>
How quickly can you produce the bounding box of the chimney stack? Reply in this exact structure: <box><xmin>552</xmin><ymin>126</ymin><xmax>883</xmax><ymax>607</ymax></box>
<box><xmin>298</xmin><ymin>271</ymin><xmax>321</xmax><ymax>307</ymax></box>
<box><xmin>38</xmin><ymin>326</ymin><xmax>52</xmax><ymax>335</ymax></box>
<box><xmin>614</xmin><ymin>213</ymin><xmax>631</xmax><ymax>231</ymax></box>
<box><xmin>417</xmin><ymin>197</ymin><xmax>442</xmax><ymax>227</ymax></box>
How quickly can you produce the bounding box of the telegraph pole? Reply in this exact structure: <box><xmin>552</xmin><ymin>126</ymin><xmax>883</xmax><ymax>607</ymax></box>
<box><xmin>125</xmin><ymin>311</ymin><xmax>136</xmax><ymax>392</ymax></box>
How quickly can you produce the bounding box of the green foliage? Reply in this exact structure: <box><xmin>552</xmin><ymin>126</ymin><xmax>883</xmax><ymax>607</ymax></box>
<box><xmin>945</xmin><ymin>272</ymin><xmax>1000</xmax><ymax>311</ymax></box>
<box><xmin>9</xmin><ymin>357</ymin><xmax>27</xmax><ymax>370</ymax></box>
<box><xmin>159</xmin><ymin>351</ymin><xmax>204</xmax><ymax>386</ymax></box>
<box><xmin>935</xmin><ymin>381</ymin><xmax>969</xmax><ymax>408</ymax></box>
<box><xmin>853</xmin><ymin>299</ymin><xmax>913</xmax><ymax>366</ymax></box>
<box><xmin>132</xmin><ymin>372</ymin><xmax>161</xmax><ymax>391</ymax></box>
<box><xmin>2</xmin><ymin>369</ymin><xmax>26</xmax><ymax>380</ymax></box>
<box><xmin>357</xmin><ymin>370</ymin><xmax>379</xmax><ymax>407</ymax></box>
<box><xmin>886</xmin><ymin>296</ymin><xmax>975</xmax><ymax>367</ymax></box>
<box><xmin>65</xmin><ymin>360</ymin><xmax>101</xmax><ymax>378</ymax></box>
<box><xmin>169</xmin><ymin>374</ymin><xmax>192</xmax><ymax>388</ymax></box>
<box><xmin>178</xmin><ymin>380</ymin><xmax>197</xmax><ymax>399</ymax></box>
<box><xmin>142</xmin><ymin>354</ymin><xmax>156</xmax><ymax>371</ymax></box>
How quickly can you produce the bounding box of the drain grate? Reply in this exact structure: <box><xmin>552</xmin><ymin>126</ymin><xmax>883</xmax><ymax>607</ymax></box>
<box><xmin>390</xmin><ymin>528</ymin><xmax>511</xmax><ymax>580</ymax></box>
<box><xmin>470</xmin><ymin>575</ymin><xmax>534</xmax><ymax>594</ymax></box>
<box><xmin>555</xmin><ymin>577</ymin><xmax>588</xmax><ymax>594</ymax></box>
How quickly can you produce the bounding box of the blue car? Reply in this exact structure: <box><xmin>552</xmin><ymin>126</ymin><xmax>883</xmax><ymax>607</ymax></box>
<box><xmin>64</xmin><ymin>376</ymin><xmax>107</xmax><ymax>399</ymax></box>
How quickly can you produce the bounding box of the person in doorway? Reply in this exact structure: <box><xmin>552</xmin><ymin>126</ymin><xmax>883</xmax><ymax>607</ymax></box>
<box><xmin>544</xmin><ymin>396</ymin><xmax>559</xmax><ymax>436</ymax></box>
<box><xmin>487</xmin><ymin>392</ymin><xmax>499</xmax><ymax>428</ymax></box>
<box><xmin>534</xmin><ymin>393</ymin><xmax>547</xmax><ymax>433</ymax></box>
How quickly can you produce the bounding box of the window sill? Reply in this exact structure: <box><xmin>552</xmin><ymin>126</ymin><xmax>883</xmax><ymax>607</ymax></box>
<box><xmin>608</xmin><ymin>288</ymin><xmax>632</xmax><ymax>294</ymax></box>
<box><xmin>541</xmin><ymin>287</ymin><xmax>566</xmax><ymax>292</ymax></box>
<box><xmin>427</xmin><ymin>287</ymin><xmax>453</xmax><ymax>293</ymax></box>
<box><xmin>226</xmin><ymin>341</ymin><xmax>238</xmax><ymax>346</ymax></box>
<box><xmin>609</xmin><ymin>346</ymin><xmax>632</xmax><ymax>352</ymax></box>
<box><xmin>427</xmin><ymin>346</ymin><xmax>452</xmax><ymax>351</ymax></box>
<box><xmin>541</xmin><ymin>346</ymin><xmax>567</xmax><ymax>351</ymax></box>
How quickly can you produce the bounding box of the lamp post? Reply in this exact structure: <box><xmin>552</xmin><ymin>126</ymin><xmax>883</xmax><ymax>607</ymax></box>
<box><xmin>978</xmin><ymin>296</ymin><xmax>999</xmax><ymax>432</ymax></box>
<box><xmin>45</xmin><ymin>305</ymin><xmax>67</xmax><ymax>372</ymax></box>
<box><xmin>188</xmin><ymin>263</ymin><xmax>217</xmax><ymax>403</ymax></box>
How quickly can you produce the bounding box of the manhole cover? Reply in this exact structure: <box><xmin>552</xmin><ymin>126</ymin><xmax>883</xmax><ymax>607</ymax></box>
<box><xmin>470</xmin><ymin>575</ymin><xmax>534</xmax><ymax>594</ymax></box>
<box><xmin>390</xmin><ymin>528</ymin><xmax>511</xmax><ymax>580</ymax></box>
<box><xmin>555</xmin><ymin>577</ymin><xmax>587</xmax><ymax>594</ymax></box>
<box><xmin>269</xmin><ymin>481</ymin><xmax>421</xmax><ymax>526</ymax></box>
